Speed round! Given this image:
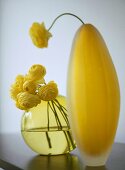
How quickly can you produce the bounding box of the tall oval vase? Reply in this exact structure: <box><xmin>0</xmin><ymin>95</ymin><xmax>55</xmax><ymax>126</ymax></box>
<box><xmin>67</xmin><ymin>24</ymin><xmax>120</xmax><ymax>166</ymax></box>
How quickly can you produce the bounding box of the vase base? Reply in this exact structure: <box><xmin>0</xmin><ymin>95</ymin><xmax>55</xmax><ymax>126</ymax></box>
<box><xmin>80</xmin><ymin>149</ymin><xmax>111</xmax><ymax>166</ymax></box>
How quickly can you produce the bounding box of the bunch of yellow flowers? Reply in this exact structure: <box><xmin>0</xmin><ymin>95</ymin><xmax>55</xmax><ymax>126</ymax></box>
<box><xmin>10</xmin><ymin>64</ymin><xmax>58</xmax><ymax>111</ymax></box>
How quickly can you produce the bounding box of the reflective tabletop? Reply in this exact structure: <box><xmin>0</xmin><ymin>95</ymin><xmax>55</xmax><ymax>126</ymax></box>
<box><xmin>0</xmin><ymin>134</ymin><xmax>125</xmax><ymax>170</ymax></box>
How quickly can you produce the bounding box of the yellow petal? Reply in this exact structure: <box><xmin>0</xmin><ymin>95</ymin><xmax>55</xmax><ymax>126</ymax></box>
<box><xmin>17</xmin><ymin>92</ymin><xmax>41</xmax><ymax>110</ymax></box>
<box><xmin>10</xmin><ymin>75</ymin><xmax>24</xmax><ymax>100</ymax></box>
<box><xmin>27</xmin><ymin>64</ymin><xmax>46</xmax><ymax>81</ymax></box>
<box><xmin>29</xmin><ymin>22</ymin><xmax>52</xmax><ymax>48</ymax></box>
<box><xmin>23</xmin><ymin>80</ymin><xmax>36</xmax><ymax>94</ymax></box>
<box><xmin>38</xmin><ymin>81</ymin><xmax>58</xmax><ymax>101</ymax></box>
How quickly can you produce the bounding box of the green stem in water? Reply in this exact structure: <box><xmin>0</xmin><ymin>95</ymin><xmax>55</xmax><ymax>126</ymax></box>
<box><xmin>46</xmin><ymin>99</ymin><xmax>75</xmax><ymax>151</ymax></box>
<box><xmin>48</xmin><ymin>13</ymin><xmax>84</xmax><ymax>31</ymax></box>
<box><xmin>67</xmin><ymin>130</ymin><xmax>76</xmax><ymax>148</ymax></box>
<box><xmin>63</xmin><ymin>131</ymin><xmax>70</xmax><ymax>151</ymax></box>
<box><xmin>45</xmin><ymin>132</ymin><xmax>52</xmax><ymax>148</ymax></box>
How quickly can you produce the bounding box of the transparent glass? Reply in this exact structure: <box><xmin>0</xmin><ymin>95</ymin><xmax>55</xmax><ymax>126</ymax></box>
<box><xmin>21</xmin><ymin>95</ymin><xmax>76</xmax><ymax>155</ymax></box>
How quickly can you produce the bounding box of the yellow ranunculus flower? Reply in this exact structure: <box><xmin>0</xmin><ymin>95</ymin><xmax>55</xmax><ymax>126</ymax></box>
<box><xmin>10</xmin><ymin>75</ymin><xmax>24</xmax><ymax>100</ymax></box>
<box><xmin>10</xmin><ymin>84</ymin><xmax>21</xmax><ymax>100</ymax></box>
<box><xmin>16</xmin><ymin>101</ymin><xmax>26</xmax><ymax>110</ymax></box>
<box><xmin>35</xmin><ymin>78</ymin><xmax>45</xmax><ymax>84</ymax></box>
<box><xmin>17</xmin><ymin>92</ymin><xmax>41</xmax><ymax>110</ymax></box>
<box><xmin>29</xmin><ymin>22</ymin><xmax>52</xmax><ymax>48</ymax></box>
<box><xmin>15</xmin><ymin>75</ymin><xmax>24</xmax><ymax>83</ymax></box>
<box><xmin>10</xmin><ymin>64</ymin><xmax>60</xmax><ymax>110</ymax></box>
<box><xmin>27</xmin><ymin>64</ymin><xmax>46</xmax><ymax>82</ymax></box>
<box><xmin>23</xmin><ymin>80</ymin><xmax>36</xmax><ymax>94</ymax></box>
<box><xmin>38</xmin><ymin>81</ymin><xmax>58</xmax><ymax>101</ymax></box>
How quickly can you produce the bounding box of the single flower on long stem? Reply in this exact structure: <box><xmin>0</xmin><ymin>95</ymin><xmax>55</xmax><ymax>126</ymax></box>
<box><xmin>29</xmin><ymin>13</ymin><xmax>84</xmax><ymax>48</ymax></box>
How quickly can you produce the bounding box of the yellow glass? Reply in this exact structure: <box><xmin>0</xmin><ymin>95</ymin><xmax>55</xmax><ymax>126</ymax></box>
<box><xmin>67</xmin><ymin>24</ymin><xmax>120</xmax><ymax>166</ymax></box>
<box><xmin>21</xmin><ymin>95</ymin><xmax>76</xmax><ymax>155</ymax></box>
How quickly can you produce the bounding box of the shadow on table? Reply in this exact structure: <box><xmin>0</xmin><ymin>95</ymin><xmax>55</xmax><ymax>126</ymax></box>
<box><xmin>27</xmin><ymin>153</ymin><xmax>108</xmax><ymax>170</ymax></box>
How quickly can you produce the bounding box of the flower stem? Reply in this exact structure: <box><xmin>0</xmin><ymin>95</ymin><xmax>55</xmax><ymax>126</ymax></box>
<box><xmin>48</xmin><ymin>101</ymin><xmax>60</xmax><ymax>129</ymax></box>
<box><xmin>51</xmin><ymin>101</ymin><xmax>62</xmax><ymax>130</ymax></box>
<box><xmin>53</xmin><ymin>100</ymin><xmax>70</xmax><ymax>128</ymax></box>
<box><xmin>67</xmin><ymin>130</ymin><xmax>76</xmax><ymax>148</ymax></box>
<box><xmin>48</xmin><ymin>13</ymin><xmax>84</xmax><ymax>31</ymax></box>
<box><xmin>47</xmin><ymin>102</ymin><xmax>50</xmax><ymax>131</ymax></box>
<box><xmin>54</xmin><ymin>99</ymin><xmax>68</xmax><ymax>114</ymax></box>
<box><xmin>45</xmin><ymin>132</ymin><xmax>52</xmax><ymax>148</ymax></box>
<box><xmin>63</xmin><ymin>131</ymin><xmax>70</xmax><ymax>151</ymax></box>
<box><xmin>46</xmin><ymin>99</ymin><xmax>76</xmax><ymax>151</ymax></box>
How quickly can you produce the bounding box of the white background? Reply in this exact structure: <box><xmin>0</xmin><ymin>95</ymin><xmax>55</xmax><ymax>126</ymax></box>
<box><xmin>0</xmin><ymin>0</ymin><xmax>125</xmax><ymax>143</ymax></box>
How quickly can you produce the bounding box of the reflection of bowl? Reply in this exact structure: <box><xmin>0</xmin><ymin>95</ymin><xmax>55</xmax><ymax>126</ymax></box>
<box><xmin>85</xmin><ymin>166</ymin><xmax>107</xmax><ymax>170</ymax></box>
<box><xmin>27</xmin><ymin>153</ymin><xmax>82</xmax><ymax>170</ymax></box>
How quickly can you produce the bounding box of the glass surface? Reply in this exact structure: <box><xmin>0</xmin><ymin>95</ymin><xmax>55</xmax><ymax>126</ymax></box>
<box><xmin>21</xmin><ymin>95</ymin><xmax>76</xmax><ymax>155</ymax></box>
<box><xmin>67</xmin><ymin>25</ymin><xmax>120</xmax><ymax>166</ymax></box>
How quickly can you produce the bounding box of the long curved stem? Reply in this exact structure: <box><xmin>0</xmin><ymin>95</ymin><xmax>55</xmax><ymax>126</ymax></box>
<box><xmin>48</xmin><ymin>13</ymin><xmax>84</xmax><ymax>31</ymax></box>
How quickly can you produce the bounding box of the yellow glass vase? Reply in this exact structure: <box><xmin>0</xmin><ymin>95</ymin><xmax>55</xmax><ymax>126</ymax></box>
<box><xmin>21</xmin><ymin>95</ymin><xmax>76</xmax><ymax>155</ymax></box>
<box><xmin>67</xmin><ymin>24</ymin><xmax>120</xmax><ymax>166</ymax></box>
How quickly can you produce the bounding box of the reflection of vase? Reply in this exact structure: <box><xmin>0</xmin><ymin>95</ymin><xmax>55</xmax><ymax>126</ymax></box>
<box><xmin>67</xmin><ymin>25</ymin><xmax>120</xmax><ymax>166</ymax></box>
<box><xmin>27</xmin><ymin>154</ymin><xmax>81</xmax><ymax>170</ymax></box>
<box><xmin>85</xmin><ymin>166</ymin><xmax>107</xmax><ymax>170</ymax></box>
<box><xmin>21</xmin><ymin>95</ymin><xmax>76</xmax><ymax>155</ymax></box>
